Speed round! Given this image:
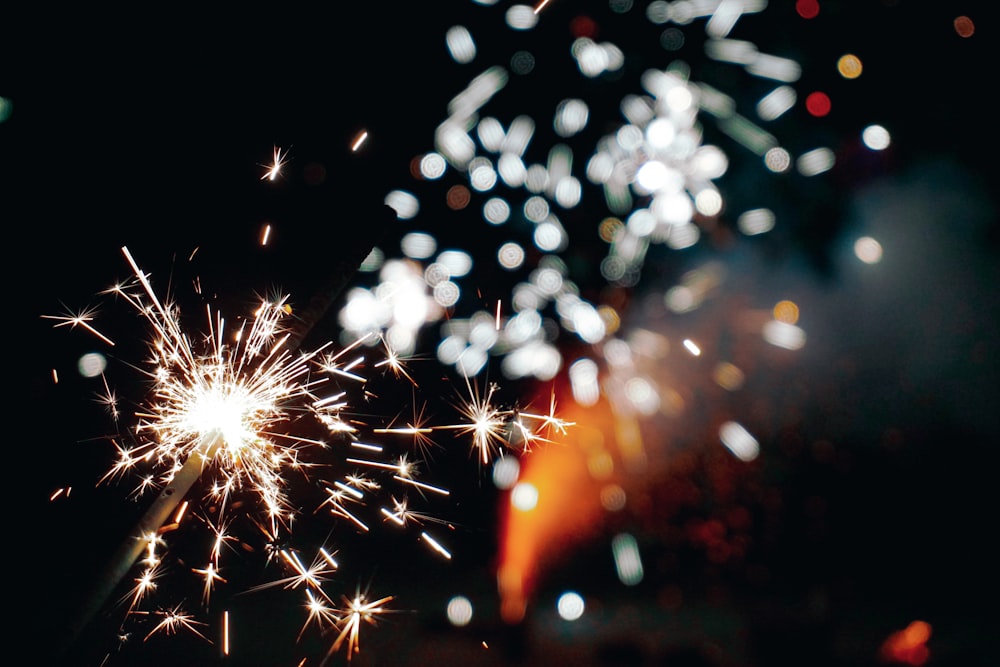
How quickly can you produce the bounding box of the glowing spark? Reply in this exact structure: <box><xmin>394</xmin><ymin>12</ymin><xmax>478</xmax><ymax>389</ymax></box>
<box><xmin>323</xmin><ymin>591</ymin><xmax>394</xmax><ymax>664</ymax></box>
<box><xmin>299</xmin><ymin>588</ymin><xmax>339</xmax><ymax>641</ymax></box>
<box><xmin>173</xmin><ymin>501</ymin><xmax>189</xmax><ymax>524</ymax></box>
<box><xmin>261</xmin><ymin>145</ymin><xmax>288</xmax><ymax>181</ymax></box>
<box><xmin>373</xmin><ymin>337</ymin><xmax>419</xmax><ymax>386</ymax></box>
<box><xmin>374</xmin><ymin>394</ymin><xmax>438</xmax><ymax>458</ymax></box>
<box><xmin>351</xmin><ymin>130</ymin><xmax>369</xmax><ymax>152</ymax></box>
<box><xmin>438</xmin><ymin>376</ymin><xmax>513</xmax><ymax>465</ymax></box>
<box><xmin>141</xmin><ymin>605</ymin><xmax>210</xmax><ymax>643</ymax></box>
<box><xmin>223</xmin><ymin>610</ymin><xmax>230</xmax><ymax>656</ymax></box>
<box><xmin>392</xmin><ymin>475</ymin><xmax>450</xmax><ymax>496</ymax></box>
<box><xmin>517</xmin><ymin>388</ymin><xmax>576</xmax><ymax>443</ymax></box>
<box><xmin>192</xmin><ymin>562</ymin><xmax>227</xmax><ymax>605</ymax></box>
<box><xmin>421</xmin><ymin>531</ymin><xmax>453</xmax><ymax>559</ymax></box>
<box><xmin>123</xmin><ymin>566</ymin><xmax>159</xmax><ymax>612</ymax></box>
<box><xmin>40</xmin><ymin>305</ymin><xmax>115</xmax><ymax>346</ymax></box>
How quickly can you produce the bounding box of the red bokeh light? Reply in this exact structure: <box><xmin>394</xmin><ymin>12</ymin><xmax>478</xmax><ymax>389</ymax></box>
<box><xmin>796</xmin><ymin>0</ymin><xmax>820</xmax><ymax>19</ymax></box>
<box><xmin>805</xmin><ymin>91</ymin><xmax>832</xmax><ymax>117</ymax></box>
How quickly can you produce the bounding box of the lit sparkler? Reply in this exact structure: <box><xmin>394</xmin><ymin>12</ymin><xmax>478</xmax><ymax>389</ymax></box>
<box><xmin>50</xmin><ymin>244</ymin><xmax>474</xmax><ymax>664</ymax></box>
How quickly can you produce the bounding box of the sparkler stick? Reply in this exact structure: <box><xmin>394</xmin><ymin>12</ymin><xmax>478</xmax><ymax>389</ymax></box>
<box><xmin>286</xmin><ymin>204</ymin><xmax>396</xmax><ymax>351</ymax></box>
<box><xmin>64</xmin><ymin>201</ymin><xmax>398</xmax><ymax>657</ymax></box>
<box><xmin>67</xmin><ymin>433</ymin><xmax>222</xmax><ymax>648</ymax></box>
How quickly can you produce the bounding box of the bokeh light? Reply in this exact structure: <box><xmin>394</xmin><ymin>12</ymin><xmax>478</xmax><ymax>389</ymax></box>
<box><xmin>556</xmin><ymin>591</ymin><xmax>585</xmax><ymax>621</ymax></box>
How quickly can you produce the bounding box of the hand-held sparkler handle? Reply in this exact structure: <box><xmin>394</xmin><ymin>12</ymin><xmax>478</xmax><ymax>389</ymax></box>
<box><xmin>65</xmin><ymin>435</ymin><xmax>221</xmax><ymax>654</ymax></box>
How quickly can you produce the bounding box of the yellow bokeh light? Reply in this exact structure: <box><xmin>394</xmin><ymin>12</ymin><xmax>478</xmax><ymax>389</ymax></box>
<box><xmin>837</xmin><ymin>54</ymin><xmax>863</xmax><ymax>79</ymax></box>
<box><xmin>773</xmin><ymin>300</ymin><xmax>799</xmax><ymax>324</ymax></box>
<box><xmin>598</xmin><ymin>217</ymin><xmax>623</xmax><ymax>243</ymax></box>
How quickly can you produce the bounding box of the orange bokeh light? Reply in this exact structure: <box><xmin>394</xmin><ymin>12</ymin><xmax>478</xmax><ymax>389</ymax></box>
<box><xmin>496</xmin><ymin>384</ymin><xmax>615</xmax><ymax>624</ymax></box>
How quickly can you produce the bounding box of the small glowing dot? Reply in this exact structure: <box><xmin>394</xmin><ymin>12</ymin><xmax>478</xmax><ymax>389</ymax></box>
<box><xmin>862</xmin><ymin>124</ymin><xmax>891</xmax><ymax>150</ymax></box>
<box><xmin>78</xmin><ymin>352</ymin><xmax>107</xmax><ymax>378</ymax></box>
<box><xmin>511</xmin><ymin>482</ymin><xmax>539</xmax><ymax>511</ymax></box>
<box><xmin>719</xmin><ymin>421</ymin><xmax>759</xmax><ymax>461</ymax></box>
<box><xmin>854</xmin><ymin>236</ymin><xmax>883</xmax><ymax>264</ymax></box>
<box><xmin>385</xmin><ymin>190</ymin><xmax>420</xmax><ymax>220</ymax></box>
<box><xmin>953</xmin><ymin>16</ymin><xmax>975</xmax><ymax>38</ymax></box>
<box><xmin>737</xmin><ymin>208</ymin><xmax>776</xmax><ymax>235</ymax></box>
<box><xmin>492</xmin><ymin>457</ymin><xmax>520</xmax><ymax>489</ymax></box>
<box><xmin>773</xmin><ymin>300</ymin><xmax>799</xmax><ymax>324</ymax></box>
<box><xmin>694</xmin><ymin>189</ymin><xmax>723</xmax><ymax>216</ymax></box>
<box><xmin>805</xmin><ymin>91</ymin><xmax>831</xmax><ymax>117</ymax></box>
<box><xmin>506</xmin><ymin>5</ymin><xmax>540</xmax><ymax>30</ymax></box>
<box><xmin>764</xmin><ymin>147</ymin><xmax>792</xmax><ymax>173</ymax></box>
<box><xmin>446</xmin><ymin>25</ymin><xmax>477</xmax><ymax>64</ymax></box>
<box><xmin>557</xmin><ymin>592</ymin><xmax>585</xmax><ymax>621</ymax></box>
<box><xmin>447</xmin><ymin>596</ymin><xmax>474</xmax><ymax>626</ymax></box>
<box><xmin>682</xmin><ymin>339</ymin><xmax>701</xmax><ymax>356</ymax></box>
<box><xmin>420</xmin><ymin>152</ymin><xmax>447</xmax><ymax>180</ymax></box>
<box><xmin>401</xmin><ymin>232</ymin><xmax>437</xmax><ymax>260</ymax></box>
<box><xmin>510</xmin><ymin>50</ymin><xmax>536</xmax><ymax>75</ymax></box>
<box><xmin>837</xmin><ymin>54</ymin><xmax>863</xmax><ymax>79</ymax></box>
<box><xmin>598</xmin><ymin>217</ymin><xmax>623</xmax><ymax>243</ymax></box>
<box><xmin>795</xmin><ymin>0</ymin><xmax>820</xmax><ymax>19</ymax></box>
<box><xmin>484</xmin><ymin>197</ymin><xmax>511</xmax><ymax>224</ymax></box>
<box><xmin>446</xmin><ymin>184</ymin><xmax>471</xmax><ymax>210</ymax></box>
<box><xmin>600</xmin><ymin>484</ymin><xmax>627</xmax><ymax>511</ymax></box>
<box><xmin>713</xmin><ymin>362</ymin><xmax>745</xmax><ymax>391</ymax></box>
<box><xmin>433</xmin><ymin>281</ymin><xmax>461</xmax><ymax>307</ymax></box>
<box><xmin>497</xmin><ymin>242</ymin><xmax>526</xmax><ymax>270</ymax></box>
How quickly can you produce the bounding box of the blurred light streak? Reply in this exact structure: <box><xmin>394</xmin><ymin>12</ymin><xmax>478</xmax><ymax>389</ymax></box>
<box><xmin>569</xmin><ymin>358</ymin><xmax>601</xmax><ymax>406</ymax></box>
<box><xmin>421</xmin><ymin>531</ymin><xmax>452</xmax><ymax>559</ymax></box>
<box><xmin>796</xmin><ymin>147</ymin><xmax>835</xmax><ymax>176</ymax></box>
<box><xmin>756</xmin><ymin>85</ymin><xmax>796</xmax><ymax>121</ymax></box>
<box><xmin>683</xmin><ymin>338</ymin><xmax>702</xmax><ymax>356</ymax></box>
<box><xmin>737</xmin><ymin>207</ymin><xmax>776</xmax><ymax>235</ymax></box>
<box><xmin>762</xmin><ymin>319</ymin><xmax>806</xmax><ymax>350</ymax></box>
<box><xmin>446</xmin><ymin>25</ymin><xmax>477</xmax><ymax>64</ymax></box>
<box><xmin>611</xmin><ymin>533</ymin><xmax>644</xmax><ymax>585</ymax></box>
<box><xmin>351</xmin><ymin>130</ymin><xmax>369</xmax><ymax>152</ymax></box>
<box><xmin>719</xmin><ymin>420</ymin><xmax>760</xmax><ymax>461</ymax></box>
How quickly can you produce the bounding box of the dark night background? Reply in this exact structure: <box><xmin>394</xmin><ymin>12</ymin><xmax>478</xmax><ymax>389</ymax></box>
<box><xmin>5</xmin><ymin>2</ymin><xmax>997</xmax><ymax>666</ymax></box>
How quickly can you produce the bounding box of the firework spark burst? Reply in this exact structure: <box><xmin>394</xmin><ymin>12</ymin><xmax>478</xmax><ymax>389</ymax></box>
<box><xmin>49</xmin><ymin>243</ymin><xmax>570</xmax><ymax>664</ymax></box>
